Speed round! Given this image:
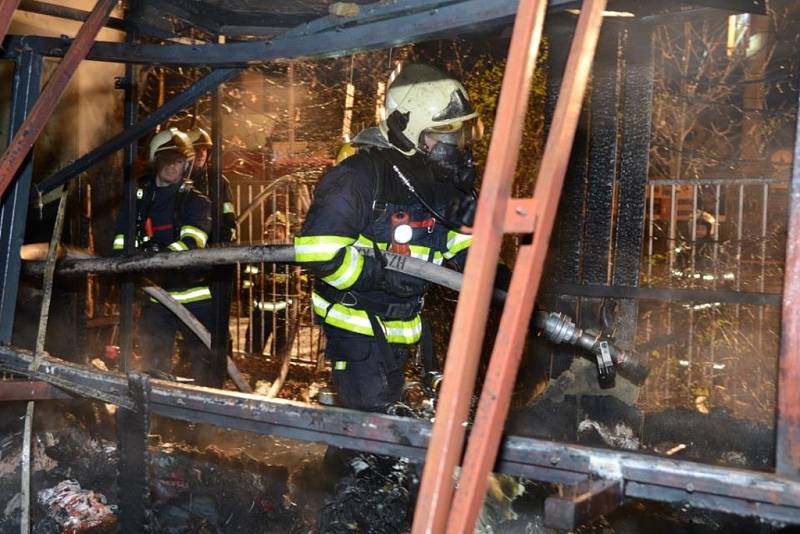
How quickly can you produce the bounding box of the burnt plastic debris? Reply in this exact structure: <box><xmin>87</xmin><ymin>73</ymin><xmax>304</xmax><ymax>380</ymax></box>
<box><xmin>37</xmin><ymin>480</ymin><xmax>117</xmax><ymax>533</ymax></box>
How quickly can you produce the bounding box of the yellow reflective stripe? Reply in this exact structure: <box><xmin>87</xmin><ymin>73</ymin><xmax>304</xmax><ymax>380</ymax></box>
<box><xmin>113</xmin><ymin>234</ymin><xmax>125</xmax><ymax>250</ymax></box>
<box><xmin>353</xmin><ymin>234</ymin><xmax>388</xmax><ymax>250</ymax></box>
<box><xmin>408</xmin><ymin>244</ymin><xmax>432</xmax><ymax>261</ymax></box>
<box><xmin>223</xmin><ymin>202</ymin><xmax>235</xmax><ymax>214</ymax></box>
<box><xmin>169</xmin><ymin>241</ymin><xmax>189</xmax><ymax>252</ymax></box>
<box><xmin>180</xmin><ymin>225</ymin><xmax>208</xmax><ymax>247</ymax></box>
<box><xmin>433</xmin><ymin>251</ymin><xmax>444</xmax><ymax>265</ymax></box>
<box><xmin>169</xmin><ymin>286</ymin><xmax>211</xmax><ymax>303</ymax></box>
<box><xmin>334</xmin><ymin>361</ymin><xmax>347</xmax><ymax>370</ymax></box>
<box><xmin>295</xmin><ymin>235</ymin><xmax>354</xmax><ymax>262</ymax></box>
<box><xmin>383</xmin><ymin>316</ymin><xmax>422</xmax><ymax>344</ymax></box>
<box><xmin>444</xmin><ymin>230</ymin><xmax>472</xmax><ymax>259</ymax></box>
<box><xmin>321</xmin><ymin>246</ymin><xmax>364</xmax><ymax>290</ymax></box>
<box><xmin>311</xmin><ymin>292</ymin><xmax>373</xmax><ymax>335</ymax></box>
<box><xmin>311</xmin><ymin>292</ymin><xmax>421</xmax><ymax>343</ymax></box>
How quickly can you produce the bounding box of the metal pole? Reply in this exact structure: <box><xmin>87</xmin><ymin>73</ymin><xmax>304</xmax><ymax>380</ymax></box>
<box><xmin>0</xmin><ymin>0</ymin><xmax>116</xmax><ymax>199</ymax></box>
<box><xmin>444</xmin><ymin>3</ymin><xmax>607</xmax><ymax>532</ymax></box>
<box><xmin>210</xmin><ymin>36</ymin><xmax>230</xmax><ymax>386</ymax></box>
<box><xmin>0</xmin><ymin>50</ymin><xmax>42</xmax><ymax>343</ymax></box>
<box><xmin>411</xmin><ymin>0</ymin><xmax>549</xmax><ymax>529</ymax></box>
<box><xmin>119</xmin><ymin>22</ymin><xmax>138</xmax><ymax>371</ymax></box>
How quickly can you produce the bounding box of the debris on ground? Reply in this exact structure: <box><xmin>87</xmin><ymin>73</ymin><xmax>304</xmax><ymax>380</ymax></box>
<box><xmin>37</xmin><ymin>480</ymin><xmax>117</xmax><ymax>533</ymax></box>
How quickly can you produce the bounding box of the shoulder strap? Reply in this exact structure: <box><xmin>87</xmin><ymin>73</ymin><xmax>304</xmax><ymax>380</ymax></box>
<box><xmin>368</xmin><ymin>149</ymin><xmax>387</xmax><ymax>223</ymax></box>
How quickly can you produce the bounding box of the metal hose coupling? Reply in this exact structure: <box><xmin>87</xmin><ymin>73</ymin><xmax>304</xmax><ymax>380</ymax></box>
<box><xmin>532</xmin><ymin>311</ymin><xmax>650</xmax><ymax>385</ymax></box>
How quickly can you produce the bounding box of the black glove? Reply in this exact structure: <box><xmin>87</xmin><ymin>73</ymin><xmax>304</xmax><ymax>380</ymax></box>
<box><xmin>139</xmin><ymin>240</ymin><xmax>162</xmax><ymax>255</ymax></box>
<box><xmin>445</xmin><ymin>194</ymin><xmax>477</xmax><ymax>228</ymax></box>
<box><xmin>382</xmin><ymin>269</ymin><xmax>427</xmax><ymax>298</ymax></box>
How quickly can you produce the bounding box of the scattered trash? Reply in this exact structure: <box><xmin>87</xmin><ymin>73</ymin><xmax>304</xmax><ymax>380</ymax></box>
<box><xmin>37</xmin><ymin>480</ymin><xmax>116</xmax><ymax>533</ymax></box>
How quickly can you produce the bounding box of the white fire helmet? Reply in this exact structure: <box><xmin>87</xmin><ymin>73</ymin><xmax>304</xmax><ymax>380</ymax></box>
<box><xmin>379</xmin><ymin>64</ymin><xmax>478</xmax><ymax>156</ymax></box>
<box><xmin>148</xmin><ymin>127</ymin><xmax>194</xmax><ymax>163</ymax></box>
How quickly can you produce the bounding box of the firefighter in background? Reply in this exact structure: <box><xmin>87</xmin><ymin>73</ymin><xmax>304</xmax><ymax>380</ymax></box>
<box><xmin>673</xmin><ymin>210</ymin><xmax>734</xmax><ymax>287</ymax></box>
<box><xmin>112</xmin><ymin>128</ymin><xmax>224</xmax><ymax>387</ymax></box>
<box><xmin>296</xmin><ymin>64</ymin><xmax>478</xmax><ymax>412</ymax></box>
<box><xmin>185</xmin><ymin>127</ymin><xmax>237</xmax><ymax>242</ymax></box>
<box><xmin>245</xmin><ymin>211</ymin><xmax>292</xmax><ymax>356</ymax></box>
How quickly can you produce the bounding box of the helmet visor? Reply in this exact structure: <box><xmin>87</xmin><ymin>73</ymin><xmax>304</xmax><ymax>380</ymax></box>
<box><xmin>422</xmin><ymin>120</ymin><xmax>473</xmax><ymax>150</ymax></box>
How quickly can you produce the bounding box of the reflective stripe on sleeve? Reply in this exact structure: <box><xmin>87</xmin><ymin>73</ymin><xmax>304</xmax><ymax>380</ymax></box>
<box><xmin>168</xmin><ymin>241</ymin><xmax>189</xmax><ymax>252</ymax></box>
<box><xmin>321</xmin><ymin>246</ymin><xmax>364</xmax><ymax>290</ymax></box>
<box><xmin>294</xmin><ymin>235</ymin><xmax>354</xmax><ymax>262</ymax></box>
<box><xmin>113</xmin><ymin>234</ymin><xmax>125</xmax><ymax>250</ymax></box>
<box><xmin>180</xmin><ymin>225</ymin><xmax>208</xmax><ymax>247</ymax></box>
<box><xmin>444</xmin><ymin>230</ymin><xmax>472</xmax><ymax>259</ymax></box>
<box><xmin>223</xmin><ymin>202</ymin><xmax>236</xmax><ymax>214</ymax></box>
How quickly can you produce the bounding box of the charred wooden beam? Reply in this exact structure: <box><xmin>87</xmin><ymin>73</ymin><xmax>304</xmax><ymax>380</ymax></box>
<box><xmin>117</xmin><ymin>373</ymin><xmax>152</xmax><ymax>532</ymax></box>
<box><xmin>544</xmin><ymin>479</ymin><xmax>622</xmax><ymax>530</ymax></box>
<box><xmin>549</xmin><ymin>282</ymin><xmax>782</xmax><ymax>306</ymax></box>
<box><xmin>0</xmin><ymin>346</ymin><xmax>799</xmax><ymax>523</ymax></box>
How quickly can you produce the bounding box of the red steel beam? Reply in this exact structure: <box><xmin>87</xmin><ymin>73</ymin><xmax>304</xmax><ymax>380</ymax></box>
<box><xmin>445</xmin><ymin>2</ymin><xmax>607</xmax><ymax>531</ymax></box>
<box><xmin>411</xmin><ymin>0</ymin><xmax>548</xmax><ymax>532</ymax></box>
<box><xmin>0</xmin><ymin>0</ymin><xmax>22</xmax><ymax>44</ymax></box>
<box><xmin>776</xmin><ymin>96</ymin><xmax>800</xmax><ymax>479</ymax></box>
<box><xmin>0</xmin><ymin>0</ymin><xmax>116</xmax><ymax>201</ymax></box>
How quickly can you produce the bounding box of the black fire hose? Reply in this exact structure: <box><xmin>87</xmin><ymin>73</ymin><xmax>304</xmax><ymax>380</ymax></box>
<box><xmin>28</xmin><ymin>245</ymin><xmax>650</xmax><ymax>384</ymax></box>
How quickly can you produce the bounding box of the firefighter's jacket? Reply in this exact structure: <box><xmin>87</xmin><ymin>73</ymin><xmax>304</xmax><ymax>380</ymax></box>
<box><xmin>296</xmin><ymin>148</ymin><xmax>472</xmax><ymax>344</ymax></box>
<box><xmin>113</xmin><ymin>176</ymin><xmax>213</xmax><ymax>304</ymax></box>
<box><xmin>190</xmin><ymin>167</ymin><xmax>237</xmax><ymax>243</ymax></box>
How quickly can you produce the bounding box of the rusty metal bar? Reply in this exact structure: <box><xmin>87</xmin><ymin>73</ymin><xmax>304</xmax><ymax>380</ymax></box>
<box><xmin>445</xmin><ymin>3</ymin><xmax>607</xmax><ymax>532</ymax></box>
<box><xmin>0</xmin><ymin>0</ymin><xmax>21</xmax><ymax>44</ymax></box>
<box><xmin>411</xmin><ymin>0</ymin><xmax>549</xmax><ymax>531</ymax></box>
<box><xmin>775</xmin><ymin>88</ymin><xmax>800</xmax><ymax>479</ymax></box>
<box><xmin>544</xmin><ymin>479</ymin><xmax>622</xmax><ymax>530</ymax></box>
<box><xmin>0</xmin><ymin>380</ymin><xmax>71</xmax><ymax>401</ymax></box>
<box><xmin>0</xmin><ymin>0</ymin><xmax>115</xmax><ymax>200</ymax></box>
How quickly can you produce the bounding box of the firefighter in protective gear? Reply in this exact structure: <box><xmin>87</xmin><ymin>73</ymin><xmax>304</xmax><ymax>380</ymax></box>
<box><xmin>185</xmin><ymin>127</ymin><xmax>237</xmax><ymax>243</ymax></box>
<box><xmin>296</xmin><ymin>64</ymin><xmax>477</xmax><ymax>412</ymax></box>
<box><xmin>112</xmin><ymin>128</ymin><xmax>223</xmax><ymax>387</ymax></box>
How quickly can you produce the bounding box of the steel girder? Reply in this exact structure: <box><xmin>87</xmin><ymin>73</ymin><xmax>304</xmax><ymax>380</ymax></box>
<box><xmin>0</xmin><ymin>50</ymin><xmax>42</xmax><ymax>343</ymax></box>
<box><xmin>0</xmin><ymin>347</ymin><xmax>799</xmax><ymax>524</ymax></box>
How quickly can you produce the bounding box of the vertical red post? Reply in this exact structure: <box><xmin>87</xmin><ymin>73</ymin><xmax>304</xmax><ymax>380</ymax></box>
<box><xmin>446</xmin><ymin>2</ymin><xmax>607</xmax><ymax>532</ymax></box>
<box><xmin>0</xmin><ymin>0</ymin><xmax>116</xmax><ymax>200</ymax></box>
<box><xmin>411</xmin><ymin>1</ymin><xmax>548</xmax><ymax>532</ymax></box>
<box><xmin>776</xmin><ymin>94</ymin><xmax>800</xmax><ymax>479</ymax></box>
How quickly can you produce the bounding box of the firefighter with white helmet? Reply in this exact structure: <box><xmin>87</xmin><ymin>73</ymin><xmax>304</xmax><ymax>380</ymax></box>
<box><xmin>112</xmin><ymin>127</ymin><xmax>223</xmax><ymax>386</ymax></box>
<box><xmin>296</xmin><ymin>64</ymin><xmax>479</xmax><ymax>413</ymax></box>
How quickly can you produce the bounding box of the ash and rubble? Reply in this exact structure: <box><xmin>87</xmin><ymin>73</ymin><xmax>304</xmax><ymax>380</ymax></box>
<box><xmin>0</xmin><ymin>404</ymin><xmax>302</xmax><ymax>533</ymax></box>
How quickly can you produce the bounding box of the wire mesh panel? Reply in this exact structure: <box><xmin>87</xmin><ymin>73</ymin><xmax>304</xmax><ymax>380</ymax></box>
<box><xmin>231</xmin><ymin>179</ymin><xmax>324</xmax><ymax>368</ymax></box>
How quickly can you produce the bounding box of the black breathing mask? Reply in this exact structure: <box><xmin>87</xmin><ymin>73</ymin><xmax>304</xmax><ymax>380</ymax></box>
<box><xmin>428</xmin><ymin>143</ymin><xmax>476</xmax><ymax>192</ymax></box>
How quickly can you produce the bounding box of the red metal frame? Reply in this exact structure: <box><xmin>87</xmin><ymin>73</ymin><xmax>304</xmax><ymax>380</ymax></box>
<box><xmin>0</xmin><ymin>0</ymin><xmax>116</xmax><ymax>200</ymax></box>
<box><xmin>776</xmin><ymin>105</ymin><xmax>800</xmax><ymax>480</ymax></box>
<box><xmin>413</xmin><ymin>1</ymin><xmax>608</xmax><ymax>531</ymax></box>
<box><xmin>0</xmin><ymin>0</ymin><xmax>22</xmax><ymax>45</ymax></box>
